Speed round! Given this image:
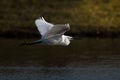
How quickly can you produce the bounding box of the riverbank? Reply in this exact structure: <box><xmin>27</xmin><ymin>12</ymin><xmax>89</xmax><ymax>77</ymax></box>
<box><xmin>0</xmin><ymin>0</ymin><xmax>120</xmax><ymax>39</ymax></box>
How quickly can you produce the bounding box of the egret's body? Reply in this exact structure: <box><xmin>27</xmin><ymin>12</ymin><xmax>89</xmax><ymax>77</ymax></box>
<box><xmin>23</xmin><ymin>17</ymin><xmax>73</xmax><ymax>46</ymax></box>
<box><xmin>41</xmin><ymin>35</ymin><xmax>72</xmax><ymax>46</ymax></box>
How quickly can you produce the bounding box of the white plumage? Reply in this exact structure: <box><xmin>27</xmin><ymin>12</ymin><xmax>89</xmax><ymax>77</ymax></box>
<box><xmin>35</xmin><ymin>17</ymin><xmax>54</xmax><ymax>36</ymax></box>
<box><xmin>24</xmin><ymin>17</ymin><xmax>73</xmax><ymax>46</ymax></box>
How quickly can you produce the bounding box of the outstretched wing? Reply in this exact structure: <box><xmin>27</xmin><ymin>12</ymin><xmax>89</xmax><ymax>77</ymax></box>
<box><xmin>45</xmin><ymin>24</ymin><xmax>70</xmax><ymax>39</ymax></box>
<box><xmin>35</xmin><ymin>17</ymin><xmax>54</xmax><ymax>36</ymax></box>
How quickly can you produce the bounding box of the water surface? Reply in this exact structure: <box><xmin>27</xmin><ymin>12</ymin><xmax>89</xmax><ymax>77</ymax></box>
<box><xmin>0</xmin><ymin>38</ymin><xmax>120</xmax><ymax>80</ymax></box>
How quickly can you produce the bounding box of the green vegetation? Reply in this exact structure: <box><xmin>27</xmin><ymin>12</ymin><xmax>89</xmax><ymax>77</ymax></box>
<box><xmin>0</xmin><ymin>0</ymin><xmax>120</xmax><ymax>38</ymax></box>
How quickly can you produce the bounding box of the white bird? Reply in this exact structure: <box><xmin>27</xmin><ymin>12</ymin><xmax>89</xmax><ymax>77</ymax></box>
<box><xmin>22</xmin><ymin>17</ymin><xmax>76</xmax><ymax>46</ymax></box>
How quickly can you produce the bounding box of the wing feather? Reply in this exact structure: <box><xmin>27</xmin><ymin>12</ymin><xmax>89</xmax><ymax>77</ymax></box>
<box><xmin>35</xmin><ymin>17</ymin><xmax>54</xmax><ymax>36</ymax></box>
<box><xmin>45</xmin><ymin>24</ymin><xmax>70</xmax><ymax>39</ymax></box>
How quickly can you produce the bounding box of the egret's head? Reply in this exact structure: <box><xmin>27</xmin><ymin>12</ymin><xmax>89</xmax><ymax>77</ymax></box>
<box><xmin>66</xmin><ymin>36</ymin><xmax>73</xmax><ymax>40</ymax></box>
<box><xmin>65</xmin><ymin>23</ymin><xmax>70</xmax><ymax>27</ymax></box>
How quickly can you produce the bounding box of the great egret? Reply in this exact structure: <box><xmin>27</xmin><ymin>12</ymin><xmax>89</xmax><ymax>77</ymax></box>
<box><xmin>22</xmin><ymin>17</ymin><xmax>76</xmax><ymax>46</ymax></box>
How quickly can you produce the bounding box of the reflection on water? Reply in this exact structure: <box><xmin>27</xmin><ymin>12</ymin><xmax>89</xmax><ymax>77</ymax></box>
<box><xmin>0</xmin><ymin>38</ymin><xmax>120</xmax><ymax>80</ymax></box>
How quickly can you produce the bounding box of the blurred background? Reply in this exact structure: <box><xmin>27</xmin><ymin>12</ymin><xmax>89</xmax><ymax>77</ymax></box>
<box><xmin>0</xmin><ymin>0</ymin><xmax>120</xmax><ymax>80</ymax></box>
<box><xmin>0</xmin><ymin>0</ymin><xmax>120</xmax><ymax>38</ymax></box>
<box><xmin>0</xmin><ymin>0</ymin><xmax>120</xmax><ymax>66</ymax></box>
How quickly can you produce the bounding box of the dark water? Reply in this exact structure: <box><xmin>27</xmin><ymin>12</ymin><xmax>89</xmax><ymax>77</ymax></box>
<box><xmin>0</xmin><ymin>66</ymin><xmax>120</xmax><ymax>80</ymax></box>
<box><xmin>0</xmin><ymin>38</ymin><xmax>120</xmax><ymax>80</ymax></box>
